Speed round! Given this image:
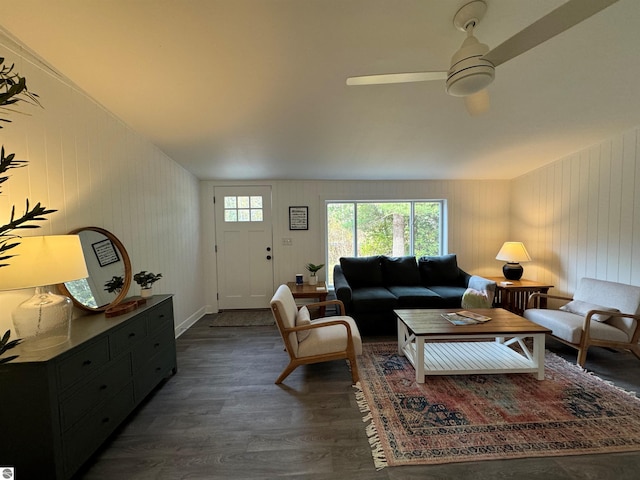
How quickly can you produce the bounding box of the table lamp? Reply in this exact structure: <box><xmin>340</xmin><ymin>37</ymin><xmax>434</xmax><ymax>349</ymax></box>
<box><xmin>495</xmin><ymin>241</ymin><xmax>531</xmax><ymax>281</ymax></box>
<box><xmin>0</xmin><ymin>235</ymin><xmax>88</xmax><ymax>350</ymax></box>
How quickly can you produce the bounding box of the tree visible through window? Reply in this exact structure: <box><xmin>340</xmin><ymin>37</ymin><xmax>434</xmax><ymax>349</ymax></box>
<box><xmin>326</xmin><ymin>201</ymin><xmax>444</xmax><ymax>284</ymax></box>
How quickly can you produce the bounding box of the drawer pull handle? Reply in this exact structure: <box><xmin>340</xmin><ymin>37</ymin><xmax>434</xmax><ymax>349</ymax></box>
<box><xmin>159</xmin><ymin>314</ymin><xmax>165</xmax><ymax>319</ymax></box>
<box><xmin>102</xmin><ymin>417</ymin><xmax>110</xmax><ymax>424</ymax></box>
<box><xmin>128</xmin><ymin>332</ymin><xmax>136</xmax><ymax>338</ymax></box>
<box><xmin>154</xmin><ymin>342</ymin><xmax>161</xmax><ymax>348</ymax></box>
<box><xmin>155</xmin><ymin>367</ymin><xmax>162</xmax><ymax>372</ymax></box>
<box><xmin>82</xmin><ymin>360</ymin><xmax>92</xmax><ymax>366</ymax></box>
<box><xmin>99</xmin><ymin>384</ymin><xmax>108</xmax><ymax>390</ymax></box>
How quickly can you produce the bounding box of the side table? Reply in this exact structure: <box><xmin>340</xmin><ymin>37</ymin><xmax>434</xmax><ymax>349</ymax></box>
<box><xmin>487</xmin><ymin>277</ymin><xmax>554</xmax><ymax>316</ymax></box>
<box><xmin>286</xmin><ymin>281</ymin><xmax>329</xmax><ymax>316</ymax></box>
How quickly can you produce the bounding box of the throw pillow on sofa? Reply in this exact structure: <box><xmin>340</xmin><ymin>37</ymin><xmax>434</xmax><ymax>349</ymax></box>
<box><xmin>559</xmin><ymin>300</ymin><xmax>620</xmax><ymax>322</ymax></box>
<box><xmin>418</xmin><ymin>254</ymin><xmax>461</xmax><ymax>286</ymax></box>
<box><xmin>340</xmin><ymin>256</ymin><xmax>383</xmax><ymax>287</ymax></box>
<box><xmin>381</xmin><ymin>256</ymin><xmax>420</xmax><ymax>286</ymax></box>
<box><xmin>461</xmin><ymin>287</ymin><xmax>492</xmax><ymax>309</ymax></box>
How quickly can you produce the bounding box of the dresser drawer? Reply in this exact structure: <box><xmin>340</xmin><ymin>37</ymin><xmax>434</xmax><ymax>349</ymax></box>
<box><xmin>57</xmin><ymin>338</ymin><xmax>110</xmax><ymax>391</ymax></box>
<box><xmin>146</xmin><ymin>300</ymin><xmax>174</xmax><ymax>333</ymax></box>
<box><xmin>132</xmin><ymin>324</ymin><xmax>175</xmax><ymax>371</ymax></box>
<box><xmin>134</xmin><ymin>344</ymin><xmax>177</xmax><ymax>401</ymax></box>
<box><xmin>109</xmin><ymin>314</ymin><xmax>147</xmax><ymax>358</ymax></box>
<box><xmin>60</xmin><ymin>355</ymin><xmax>132</xmax><ymax>431</ymax></box>
<box><xmin>63</xmin><ymin>383</ymin><xmax>135</xmax><ymax>476</ymax></box>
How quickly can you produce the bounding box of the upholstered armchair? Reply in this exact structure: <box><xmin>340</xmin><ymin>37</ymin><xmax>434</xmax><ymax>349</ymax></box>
<box><xmin>524</xmin><ymin>277</ymin><xmax>640</xmax><ymax>366</ymax></box>
<box><xmin>270</xmin><ymin>284</ymin><xmax>362</xmax><ymax>384</ymax></box>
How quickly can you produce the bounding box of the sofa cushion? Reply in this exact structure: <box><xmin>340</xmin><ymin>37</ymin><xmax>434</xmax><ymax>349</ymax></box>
<box><xmin>381</xmin><ymin>256</ymin><xmax>420</xmax><ymax>286</ymax></box>
<box><xmin>461</xmin><ymin>288</ymin><xmax>492</xmax><ymax>309</ymax></box>
<box><xmin>296</xmin><ymin>306</ymin><xmax>312</xmax><ymax>342</ymax></box>
<box><xmin>559</xmin><ymin>300</ymin><xmax>620</xmax><ymax>323</ymax></box>
<box><xmin>350</xmin><ymin>286</ymin><xmax>398</xmax><ymax>313</ymax></box>
<box><xmin>418</xmin><ymin>254</ymin><xmax>461</xmax><ymax>286</ymax></box>
<box><xmin>387</xmin><ymin>285</ymin><xmax>443</xmax><ymax>308</ymax></box>
<box><xmin>340</xmin><ymin>256</ymin><xmax>383</xmax><ymax>287</ymax></box>
<box><xmin>427</xmin><ymin>285</ymin><xmax>468</xmax><ymax>308</ymax></box>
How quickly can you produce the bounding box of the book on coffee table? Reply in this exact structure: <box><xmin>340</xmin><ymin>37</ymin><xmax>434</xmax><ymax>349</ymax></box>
<box><xmin>442</xmin><ymin>310</ymin><xmax>491</xmax><ymax>325</ymax></box>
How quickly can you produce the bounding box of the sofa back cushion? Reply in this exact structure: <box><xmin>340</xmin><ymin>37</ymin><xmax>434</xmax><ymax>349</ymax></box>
<box><xmin>339</xmin><ymin>256</ymin><xmax>383</xmax><ymax>287</ymax></box>
<box><xmin>381</xmin><ymin>256</ymin><xmax>420</xmax><ymax>286</ymax></box>
<box><xmin>418</xmin><ymin>254</ymin><xmax>461</xmax><ymax>286</ymax></box>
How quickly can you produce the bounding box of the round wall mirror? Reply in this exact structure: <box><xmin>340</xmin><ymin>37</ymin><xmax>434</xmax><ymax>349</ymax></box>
<box><xmin>58</xmin><ymin>227</ymin><xmax>132</xmax><ymax>312</ymax></box>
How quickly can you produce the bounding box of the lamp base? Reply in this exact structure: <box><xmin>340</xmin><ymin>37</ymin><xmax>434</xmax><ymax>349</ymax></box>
<box><xmin>12</xmin><ymin>287</ymin><xmax>72</xmax><ymax>351</ymax></box>
<box><xmin>502</xmin><ymin>263</ymin><xmax>524</xmax><ymax>281</ymax></box>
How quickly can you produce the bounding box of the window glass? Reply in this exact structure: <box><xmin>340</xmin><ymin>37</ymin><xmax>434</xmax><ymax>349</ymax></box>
<box><xmin>224</xmin><ymin>195</ymin><xmax>264</xmax><ymax>223</ymax></box>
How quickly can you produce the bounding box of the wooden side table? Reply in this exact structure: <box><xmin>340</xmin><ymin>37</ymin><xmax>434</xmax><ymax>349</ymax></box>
<box><xmin>486</xmin><ymin>277</ymin><xmax>554</xmax><ymax>316</ymax></box>
<box><xmin>286</xmin><ymin>281</ymin><xmax>329</xmax><ymax>316</ymax></box>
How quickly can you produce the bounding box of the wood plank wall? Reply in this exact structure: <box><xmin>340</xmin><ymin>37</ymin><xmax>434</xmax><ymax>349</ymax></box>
<box><xmin>0</xmin><ymin>43</ymin><xmax>204</xmax><ymax>336</ymax></box>
<box><xmin>511</xmin><ymin>127</ymin><xmax>640</xmax><ymax>297</ymax></box>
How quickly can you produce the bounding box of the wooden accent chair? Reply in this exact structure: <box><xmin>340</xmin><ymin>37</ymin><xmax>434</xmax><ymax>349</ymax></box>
<box><xmin>270</xmin><ymin>284</ymin><xmax>362</xmax><ymax>384</ymax></box>
<box><xmin>524</xmin><ymin>277</ymin><xmax>640</xmax><ymax>366</ymax></box>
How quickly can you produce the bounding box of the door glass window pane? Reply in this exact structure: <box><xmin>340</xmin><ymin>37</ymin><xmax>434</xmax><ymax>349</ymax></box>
<box><xmin>223</xmin><ymin>195</ymin><xmax>264</xmax><ymax>223</ymax></box>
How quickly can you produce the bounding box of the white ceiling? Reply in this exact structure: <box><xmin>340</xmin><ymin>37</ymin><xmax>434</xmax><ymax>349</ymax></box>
<box><xmin>2</xmin><ymin>0</ymin><xmax>639</xmax><ymax>181</ymax></box>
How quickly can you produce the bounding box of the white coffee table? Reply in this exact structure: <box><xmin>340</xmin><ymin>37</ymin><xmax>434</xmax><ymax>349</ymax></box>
<box><xmin>395</xmin><ymin>308</ymin><xmax>551</xmax><ymax>383</ymax></box>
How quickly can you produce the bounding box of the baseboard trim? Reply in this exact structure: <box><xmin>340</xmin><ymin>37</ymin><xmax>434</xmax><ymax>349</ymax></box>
<box><xmin>175</xmin><ymin>306</ymin><xmax>207</xmax><ymax>337</ymax></box>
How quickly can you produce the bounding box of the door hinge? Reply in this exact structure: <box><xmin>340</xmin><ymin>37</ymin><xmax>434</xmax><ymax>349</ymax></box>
<box><xmin>215</xmin><ymin>244</ymin><xmax>218</xmax><ymax>253</ymax></box>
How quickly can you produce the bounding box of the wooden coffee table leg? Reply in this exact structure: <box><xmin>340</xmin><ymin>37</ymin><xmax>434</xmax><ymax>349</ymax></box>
<box><xmin>533</xmin><ymin>333</ymin><xmax>545</xmax><ymax>380</ymax></box>
<box><xmin>415</xmin><ymin>336</ymin><xmax>425</xmax><ymax>383</ymax></box>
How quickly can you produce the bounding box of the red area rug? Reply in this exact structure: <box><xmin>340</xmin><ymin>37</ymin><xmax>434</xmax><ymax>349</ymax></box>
<box><xmin>355</xmin><ymin>342</ymin><xmax>640</xmax><ymax>469</ymax></box>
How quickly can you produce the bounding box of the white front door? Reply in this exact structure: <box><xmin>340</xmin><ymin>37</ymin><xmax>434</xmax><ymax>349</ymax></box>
<box><xmin>214</xmin><ymin>186</ymin><xmax>274</xmax><ymax>309</ymax></box>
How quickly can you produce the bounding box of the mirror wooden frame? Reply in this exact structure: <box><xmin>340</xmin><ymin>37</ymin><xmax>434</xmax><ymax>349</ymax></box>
<box><xmin>58</xmin><ymin>226</ymin><xmax>132</xmax><ymax>312</ymax></box>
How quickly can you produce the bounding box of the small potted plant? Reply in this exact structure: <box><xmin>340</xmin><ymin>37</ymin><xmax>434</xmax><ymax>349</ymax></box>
<box><xmin>305</xmin><ymin>263</ymin><xmax>324</xmax><ymax>286</ymax></box>
<box><xmin>133</xmin><ymin>271</ymin><xmax>162</xmax><ymax>298</ymax></box>
<box><xmin>104</xmin><ymin>275</ymin><xmax>125</xmax><ymax>294</ymax></box>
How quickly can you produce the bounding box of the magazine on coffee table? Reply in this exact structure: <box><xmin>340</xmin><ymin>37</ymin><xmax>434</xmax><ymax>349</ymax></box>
<box><xmin>442</xmin><ymin>310</ymin><xmax>491</xmax><ymax>325</ymax></box>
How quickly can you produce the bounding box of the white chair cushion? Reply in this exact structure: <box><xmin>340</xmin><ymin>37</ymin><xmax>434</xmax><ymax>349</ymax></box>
<box><xmin>559</xmin><ymin>300</ymin><xmax>620</xmax><ymax>322</ymax></box>
<box><xmin>296</xmin><ymin>306</ymin><xmax>312</xmax><ymax>342</ymax></box>
<box><xmin>524</xmin><ymin>309</ymin><xmax>630</xmax><ymax>344</ymax></box>
<box><xmin>296</xmin><ymin>316</ymin><xmax>363</xmax><ymax>358</ymax></box>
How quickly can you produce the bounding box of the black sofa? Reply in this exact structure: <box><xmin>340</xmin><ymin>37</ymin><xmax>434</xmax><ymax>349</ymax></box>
<box><xmin>333</xmin><ymin>254</ymin><xmax>495</xmax><ymax>335</ymax></box>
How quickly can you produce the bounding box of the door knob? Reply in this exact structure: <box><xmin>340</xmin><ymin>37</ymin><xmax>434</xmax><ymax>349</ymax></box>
<box><xmin>266</xmin><ymin>247</ymin><xmax>271</xmax><ymax>251</ymax></box>
<box><xmin>266</xmin><ymin>255</ymin><xmax>272</xmax><ymax>260</ymax></box>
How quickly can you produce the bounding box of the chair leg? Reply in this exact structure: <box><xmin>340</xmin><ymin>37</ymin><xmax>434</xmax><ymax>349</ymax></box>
<box><xmin>348</xmin><ymin>354</ymin><xmax>360</xmax><ymax>384</ymax></box>
<box><xmin>275</xmin><ymin>362</ymin><xmax>298</xmax><ymax>384</ymax></box>
<box><xmin>576</xmin><ymin>347</ymin><xmax>588</xmax><ymax>367</ymax></box>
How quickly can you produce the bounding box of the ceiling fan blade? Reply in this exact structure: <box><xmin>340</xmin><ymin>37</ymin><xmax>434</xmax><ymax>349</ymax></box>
<box><xmin>346</xmin><ymin>71</ymin><xmax>447</xmax><ymax>86</ymax></box>
<box><xmin>464</xmin><ymin>89</ymin><xmax>490</xmax><ymax>116</ymax></box>
<box><xmin>483</xmin><ymin>0</ymin><xmax>620</xmax><ymax>68</ymax></box>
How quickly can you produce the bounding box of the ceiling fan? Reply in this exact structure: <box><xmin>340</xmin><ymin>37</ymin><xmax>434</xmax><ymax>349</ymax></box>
<box><xmin>346</xmin><ymin>0</ymin><xmax>620</xmax><ymax>116</ymax></box>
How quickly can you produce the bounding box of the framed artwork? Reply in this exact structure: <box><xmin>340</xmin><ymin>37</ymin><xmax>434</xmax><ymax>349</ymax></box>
<box><xmin>92</xmin><ymin>238</ymin><xmax>121</xmax><ymax>267</ymax></box>
<box><xmin>289</xmin><ymin>206</ymin><xmax>309</xmax><ymax>230</ymax></box>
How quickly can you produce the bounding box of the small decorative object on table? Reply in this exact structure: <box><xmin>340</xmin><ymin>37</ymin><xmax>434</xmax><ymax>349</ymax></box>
<box><xmin>305</xmin><ymin>263</ymin><xmax>324</xmax><ymax>286</ymax></box>
<box><xmin>133</xmin><ymin>270</ymin><xmax>162</xmax><ymax>298</ymax></box>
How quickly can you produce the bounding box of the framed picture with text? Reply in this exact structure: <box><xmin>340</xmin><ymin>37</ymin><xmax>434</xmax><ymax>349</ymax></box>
<box><xmin>289</xmin><ymin>206</ymin><xmax>308</xmax><ymax>230</ymax></box>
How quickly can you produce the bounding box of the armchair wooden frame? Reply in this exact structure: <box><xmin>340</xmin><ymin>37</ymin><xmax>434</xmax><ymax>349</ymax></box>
<box><xmin>528</xmin><ymin>292</ymin><xmax>640</xmax><ymax>366</ymax></box>
<box><xmin>270</xmin><ymin>298</ymin><xmax>360</xmax><ymax>384</ymax></box>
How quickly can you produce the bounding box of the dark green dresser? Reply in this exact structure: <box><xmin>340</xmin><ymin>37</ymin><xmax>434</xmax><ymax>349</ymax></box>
<box><xmin>0</xmin><ymin>294</ymin><xmax>177</xmax><ymax>479</ymax></box>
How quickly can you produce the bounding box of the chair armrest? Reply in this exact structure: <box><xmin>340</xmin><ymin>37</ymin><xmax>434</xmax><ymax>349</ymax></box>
<box><xmin>286</xmin><ymin>318</ymin><xmax>355</xmax><ymax>341</ymax></box>
<box><xmin>302</xmin><ymin>299</ymin><xmax>346</xmax><ymax>315</ymax></box>
<box><xmin>526</xmin><ymin>292</ymin><xmax>572</xmax><ymax>309</ymax></box>
<box><xmin>582</xmin><ymin>310</ymin><xmax>640</xmax><ymax>342</ymax></box>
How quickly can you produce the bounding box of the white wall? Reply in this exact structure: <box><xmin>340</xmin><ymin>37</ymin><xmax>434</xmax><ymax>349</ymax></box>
<box><xmin>511</xmin><ymin>125</ymin><xmax>640</xmax><ymax>297</ymax></box>
<box><xmin>201</xmin><ymin>179</ymin><xmax>511</xmax><ymax>310</ymax></box>
<box><xmin>0</xmin><ymin>41</ymin><xmax>205</xmax><ymax>337</ymax></box>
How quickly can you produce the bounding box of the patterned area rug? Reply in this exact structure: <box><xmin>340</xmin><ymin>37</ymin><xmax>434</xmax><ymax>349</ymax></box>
<box><xmin>355</xmin><ymin>342</ymin><xmax>640</xmax><ymax>469</ymax></box>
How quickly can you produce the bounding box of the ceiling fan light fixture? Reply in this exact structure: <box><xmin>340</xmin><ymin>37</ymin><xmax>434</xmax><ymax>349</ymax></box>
<box><xmin>446</xmin><ymin>61</ymin><xmax>494</xmax><ymax>96</ymax></box>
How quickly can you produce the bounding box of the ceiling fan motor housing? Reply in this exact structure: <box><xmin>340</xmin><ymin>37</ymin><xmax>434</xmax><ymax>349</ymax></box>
<box><xmin>446</xmin><ymin>34</ymin><xmax>495</xmax><ymax>97</ymax></box>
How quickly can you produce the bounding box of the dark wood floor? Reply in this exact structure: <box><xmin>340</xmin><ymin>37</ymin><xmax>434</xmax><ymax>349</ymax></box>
<box><xmin>77</xmin><ymin>318</ymin><xmax>640</xmax><ymax>479</ymax></box>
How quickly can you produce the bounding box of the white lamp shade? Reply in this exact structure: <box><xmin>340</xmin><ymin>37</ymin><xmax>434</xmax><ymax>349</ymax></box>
<box><xmin>495</xmin><ymin>242</ymin><xmax>532</xmax><ymax>263</ymax></box>
<box><xmin>0</xmin><ymin>235</ymin><xmax>89</xmax><ymax>290</ymax></box>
